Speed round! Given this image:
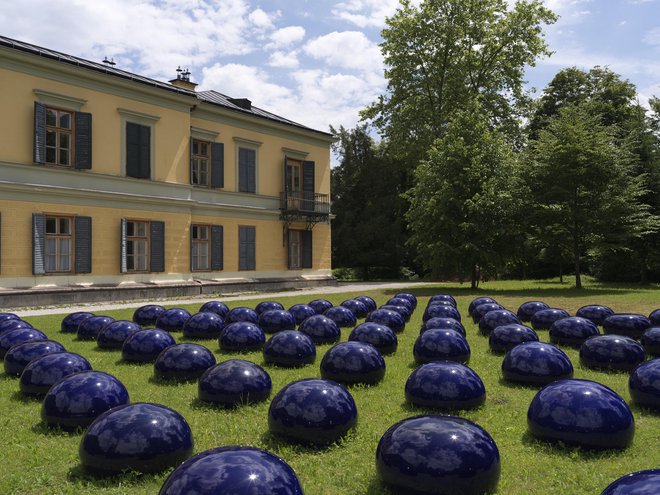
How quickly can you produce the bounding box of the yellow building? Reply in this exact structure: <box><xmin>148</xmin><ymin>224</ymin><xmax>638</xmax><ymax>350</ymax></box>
<box><xmin>0</xmin><ymin>36</ymin><xmax>334</xmax><ymax>303</ymax></box>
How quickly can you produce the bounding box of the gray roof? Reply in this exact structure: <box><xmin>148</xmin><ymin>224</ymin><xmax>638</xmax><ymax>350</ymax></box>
<box><xmin>0</xmin><ymin>35</ymin><xmax>333</xmax><ymax>138</ymax></box>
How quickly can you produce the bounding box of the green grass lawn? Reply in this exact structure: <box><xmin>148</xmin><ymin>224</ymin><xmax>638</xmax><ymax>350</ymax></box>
<box><xmin>1</xmin><ymin>278</ymin><xmax>659</xmax><ymax>494</ymax></box>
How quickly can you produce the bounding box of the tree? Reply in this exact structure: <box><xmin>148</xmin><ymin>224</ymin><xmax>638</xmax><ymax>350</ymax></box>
<box><xmin>527</xmin><ymin>104</ymin><xmax>652</xmax><ymax>288</ymax></box>
<box><xmin>405</xmin><ymin>100</ymin><xmax>524</xmax><ymax>288</ymax></box>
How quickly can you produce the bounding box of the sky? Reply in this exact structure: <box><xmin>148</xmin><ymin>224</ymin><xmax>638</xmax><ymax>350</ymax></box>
<box><xmin>2</xmin><ymin>0</ymin><xmax>660</xmax><ymax>135</ymax></box>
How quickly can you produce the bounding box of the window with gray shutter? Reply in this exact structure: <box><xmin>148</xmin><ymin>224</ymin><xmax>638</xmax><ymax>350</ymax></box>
<box><xmin>75</xmin><ymin>112</ymin><xmax>92</xmax><ymax>170</ymax></box>
<box><xmin>239</xmin><ymin>226</ymin><xmax>255</xmax><ymax>270</ymax></box>
<box><xmin>211</xmin><ymin>143</ymin><xmax>224</xmax><ymax>188</ymax></box>
<box><xmin>74</xmin><ymin>216</ymin><xmax>92</xmax><ymax>273</ymax></box>
<box><xmin>34</xmin><ymin>102</ymin><xmax>46</xmax><ymax>164</ymax></box>
<box><xmin>302</xmin><ymin>230</ymin><xmax>313</xmax><ymax>269</ymax></box>
<box><xmin>211</xmin><ymin>225</ymin><xmax>223</xmax><ymax>270</ymax></box>
<box><xmin>150</xmin><ymin>221</ymin><xmax>165</xmax><ymax>272</ymax></box>
<box><xmin>120</xmin><ymin>218</ymin><xmax>127</xmax><ymax>273</ymax></box>
<box><xmin>302</xmin><ymin>160</ymin><xmax>315</xmax><ymax>211</ymax></box>
<box><xmin>126</xmin><ymin>122</ymin><xmax>151</xmax><ymax>179</ymax></box>
<box><xmin>32</xmin><ymin>213</ymin><xmax>46</xmax><ymax>275</ymax></box>
<box><xmin>238</xmin><ymin>148</ymin><xmax>256</xmax><ymax>193</ymax></box>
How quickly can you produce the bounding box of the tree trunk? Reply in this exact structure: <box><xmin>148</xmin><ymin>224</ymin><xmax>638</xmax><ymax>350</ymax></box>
<box><xmin>640</xmin><ymin>250</ymin><xmax>648</xmax><ymax>284</ymax></box>
<box><xmin>471</xmin><ymin>264</ymin><xmax>478</xmax><ymax>289</ymax></box>
<box><xmin>574</xmin><ymin>256</ymin><xmax>582</xmax><ymax>289</ymax></box>
<box><xmin>559</xmin><ymin>259</ymin><xmax>563</xmax><ymax>284</ymax></box>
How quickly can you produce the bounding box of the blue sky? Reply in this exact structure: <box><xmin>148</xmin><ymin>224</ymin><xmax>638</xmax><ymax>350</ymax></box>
<box><xmin>2</xmin><ymin>0</ymin><xmax>659</xmax><ymax>134</ymax></box>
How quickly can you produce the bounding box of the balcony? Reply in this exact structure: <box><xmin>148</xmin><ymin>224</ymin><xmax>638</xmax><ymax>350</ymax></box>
<box><xmin>279</xmin><ymin>191</ymin><xmax>330</xmax><ymax>226</ymax></box>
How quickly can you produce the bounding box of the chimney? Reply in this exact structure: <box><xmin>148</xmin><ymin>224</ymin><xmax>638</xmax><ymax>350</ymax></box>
<box><xmin>169</xmin><ymin>66</ymin><xmax>197</xmax><ymax>91</ymax></box>
<box><xmin>228</xmin><ymin>97</ymin><xmax>252</xmax><ymax>110</ymax></box>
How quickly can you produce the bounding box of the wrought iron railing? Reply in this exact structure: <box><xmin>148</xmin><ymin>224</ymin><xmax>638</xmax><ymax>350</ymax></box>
<box><xmin>279</xmin><ymin>191</ymin><xmax>331</xmax><ymax>215</ymax></box>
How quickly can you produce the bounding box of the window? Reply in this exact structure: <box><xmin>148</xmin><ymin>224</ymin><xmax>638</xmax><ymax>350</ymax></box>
<box><xmin>32</xmin><ymin>214</ymin><xmax>92</xmax><ymax>275</ymax></box>
<box><xmin>126</xmin><ymin>220</ymin><xmax>148</xmax><ymax>271</ymax></box>
<box><xmin>238</xmin><ymin>226</ymin><xmax>256</xmax><ymax>270</ymax></box>
<box><xmin>191</xmin><ymin>140</ymin><xmax>209</xmax><ymax>186</ymax></box>
<box><xmin>126</xmin><ymin>122</ymin><xmax>151</xmax><ymax>179</ymax></box>
<box><xmin>45</xmin><ymin>216</ymin><xmax>72</xmax><ymax>272</ymax></box>
<box><xmin>288</xmin><ymin>229</ymin><xmax>312</xmax><ymax>270</ymax></box>
<box><xmin>45</xmin><ymin>108</ymin><xmax>72</xmax><ymax>166</ymax></box>
<box><xmin>120</xmin><ymin>219</ymin><xmax>164</xmax><ymax>273</ymax></box>
<box><xmin>191</xmin><ymin>224</ymin><xmax>210</xmax><ymax>271</ymax></box>
<box><xmin>238</xmin><ymin>147</ymin><xmax>256</xmax><ymax>193</ymax></box>
<box><xmin>34</xmin><ymin>102</ymin><xmax>92</xmax><ymax>169</ymax></box>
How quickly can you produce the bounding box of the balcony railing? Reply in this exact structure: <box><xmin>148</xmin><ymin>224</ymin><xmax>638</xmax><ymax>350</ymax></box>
<box><xmin>279</xmin><ymin>191</ymin><xmax>331</xmax><ymax>216</ymax></box>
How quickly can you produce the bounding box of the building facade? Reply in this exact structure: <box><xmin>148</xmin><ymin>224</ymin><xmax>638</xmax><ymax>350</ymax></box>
<box><xmin>0</xmin><ymin>36</ymin><xmax>334</xmax><ymax>295</ymax></box>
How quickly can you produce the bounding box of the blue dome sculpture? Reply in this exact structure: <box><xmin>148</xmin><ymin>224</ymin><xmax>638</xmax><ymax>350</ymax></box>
<box><xmin>320</xmin><ymin>342</ymin><xmax>386</xmax><ymax>385</ymax></box>
<box><xmin>600</xmin><ymin>469</ymin><xmax>660</xmax><ymax>495</ymax></box>
<box><xmin>479</xmin><ymin>309</ymin><xmax>520</xmax><ymax>335</ymax></box>
<box><xmin>182</xmin><ymin>311</ymin><xmax>224</xmax><ymax>339</ymax></box>
<box><xmin>349</xmin><ymin>322</ymin><xmax>398</xmax><ymax>355</ymax></box>
<box><xmin>423</xmin><ymin>304</ymin><xmax>461</xmax><ymax>323</ymax></box>
<box><xmin>158</xmin><ymin>446</ymin><xmax>303</xmax><ymax>495</ymax></box>
<box><xmin>549</xmin><ymin>317</ymin><xmax>600</xmax><ymax>347</ymax></box>
<box><xmin>603</xmin><ymin>314</ymin><xmax>651</xmax><ymax>340</ymax></box>
<box><xmin>527</xmin><ymin>379</ymin><xmax>634</xmax><ymax>449</ymax></box>
<box><xmin>576</xmin><ymin>305</ymin><xmax>615</xmax><ymax>326</ymax></box>
<box><xmin>323</xmin><ymin>306</ymin><xmax>357</xmax><ymax>328</ymax></box>
<box><xmin>502</xmin><ymin>342</ymin><xmax>573</xmax><ymax>385</ymax></box>
<box><xmin>517</xmin><ymin>301</ymin><xmax>549</xmax><ymax>322</ymax></box>
<box><xmin>355</xmin><ymin>295</ymin><xmax>378</xmax><ymax>312</ymax></box>
<box><xmin>0</xmin><ymin>318</ymin><xmax>34</xmax><ymax>335</ymax></box>
<box><xmin>426</xmin><ymin>300</ymin><xmax>455</xmax><ymax>309</ymax></box>
<box><xmin>4</xmin><ymin>340</ymin><xmax>66</xmax><ymax>376</ymax></box>
<box><xmin>471</xmin><ymin>303</ymin><xmax>503</xmax><ymax>324</ymax></box>
<box><xmin>405</xmin><ymin>362</ymin><xmax>486</xmax><ymax>410</ymax></box>
<box><xmin>122</xmin><ymin>328</ymin><xmax>176</xmax><ymax>363</ymax></box>
<box><xmin>97</xmin><ymin>320</ymin><xmax>141</xmax><ymax>349</ymax></box>
<box><xmin>387</xmin><ymin>297</ymin><xmax>414</xmax><ymax>312</ymax></box>
<box><xmin>258</xmin><ymin>309</ymin><xmax>296</xmax><ymax>334</ymax></box>
<box><xmin>218</xmin><ymin>322</ymin><xmax>266</xmax><ymax>352</ymax></box>
<box><xmin>0</xmin><ymin>328</ymin><xmax>48</xmax><ymax>357</ymax></box>
<box><xmin>268</xmin><ymin>378</ymin><xmax>357</xmax><ymax>445</ymax></box>
<box><xmin>394</xmin><ymin>292</ymin><xmax>417</xmax><ymax>309</ymax></box>
<box><xmin>308</xmin><ymin>299</ymin><xmax>333</xmax><ymax>314</ymax></box>
<box><xmin>488</xmin><ymin>324</ymin><xmax>539</xmax><ymax>354</ymax></box>
<box><xmin>154</xmin><ymin>343</ymin><xmax>216</xmax><ymax>381</ymax></box>
<box><xmin>42</xmin><ymin>371</ymin><xmax>129</xmax><ymax>430</ymax></box>
<box><xmin>629</xmin><ymin>359</ymin><xmax>660</xmax><ymax>410</ymax></box>
<box><xmin>19</xmin><ymin>352</ymin><xmax>92</xmax><ymax>395</ymax></box>
<box><xmin>376</xmin><ymin>415</ymin><xmax>500</xmax><ymax>495</ymax></box>
<box><xmin>263</xmin><ymin>331</ymin><xmax>316</xmax><ymax>367</ymax></box>
<box><xmin>641</xmin><ymin>327</ymin><xmax>660</xmax><ymax>356</ymax></box>
<box><xmin>77</xmin><ymin>315</ymin><xmax>114</xmax><ymax>341</ymax></box>
<box><xmin>0</xmin><ymin>312</ymin><xmax>19</xmax><ymax>323</ymax></box>
<box><xmin>380</xmin><ymin>304</ymin><xmax>411</xmax><ymax>322</ymax></box>
<box><xmin>530</xmin><ymin>308</ymin><xmax>570</xmax><ymax>331</ymax></box>
<box><xmin>288</xmin><ymin>304</ymin><xmax>316</xmax><ymax>325</ymax></box>
<box><xmin>579</xmin><ymin>335</ymin><xmax>645</xmax><ymax>372</ymax></box>
<box><xmin>429</xmin><ymin>294</ymin><xmax>457</xmax><ymax>307</ymax></box>
<box><xmin>298</xmin><ymin>314</ymin><xmax>340</xmax><ymax>344</ymax></box>
<box><xmin>468</xmin><ymin>297</ymin><xmax>497</xmax><ymax>317</ymax></box>
<box><xmin>132</xmin><ymin>305</ymin><xmax>165</xmax><ymax>327</ymax></box>
<box><xmin>156</xmin><ymin>308</ymin><xmax>191</xmax><ymax>332</ymax></box>
<box><xmin>367</xmin><ymin>308</ymin><xmax>405</xmax><ymax>333</ymax></box>
<box><xmin>650</xmin><ymin>309</ymin><xmax>660</xmax><ymax>326</ymax></box>
<box><xmin>421</xmin><ymin>317</ymin><xmax>466</xmax><ymax>336</ymax></box>
<box><xmin>226</xmin><ymin>306</ymin><xmax>259</xmax><ymax>325</ymax></box>
<box><xmin>255</xmin><ymin>301</ymin><xmax>285</xmax><ymax>315</ymax></box>
<box><xmin>79</xmin><ymin>402</ymin><xmax>193</xmax><ymax>473</ymax></box>
<box><xmin>60</xmin><ymin>312</ymin><xmax>94</xmax><ymax>333</ymax></box>
<box><xmin>340</xmin><ymin>299</ymin><xmax>369</xmax><ymax>318</ymax></box>
<box><xmin>198</xmin><ymin>359</ymin><xmax>272</xmax><ymax>407</ymax></box>
<box><xmin>413</xmin><ymin>329</ymin><xmax>471</xmax><ymax>365</ymax></box>
<box><xmin>199</xmin><ymin>300</ymin><xmax>230</xmax><ymax>319</ymax></box>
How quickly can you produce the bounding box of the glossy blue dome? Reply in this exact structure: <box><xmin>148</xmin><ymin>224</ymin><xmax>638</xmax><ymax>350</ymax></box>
<box><xmin>258</xmin><ymin>310</ymin><xmax>296</xmax><ymax>334</ymax></box>
<box><xmin>629</xmin><ymin>359</ymin><xmax>660</xmax><ymax>410</ymax></box>
<box><xmin>380</xmin><ymin>304</ymin><xmax>411</xmax><ymax>322</ymax></box>
<box><xmin>323</xmin><ymin>306</ymin><xmax>357</xmax><ymax>328</ymax></box>
<box><xmin>429</xmin><ymin>294</ymin><xmax>457</xmax><ymax>307</ymax></box>
<box><xmin>0</xmin><ymin>328</ymin><xmax>48</xmax><ymax>357</ymax></box>
<box><xmin>531</xmin><ymin>308</ymin><xmax>570</xmax><ymax>331</ymax></box>
<box><xmin>97</xmin><ymin>320</ymin><xmax>141</xmax><ymax>349</ymax></box>
<box><xmin>413</xmin><ymin>329</ymin><xmax>470</xmax><ymax>365</ymax></box>
<box><xmin>298</xmin><ymin>314</ymin><xmax>340</xmax><ymax>344</ymax></box>
<box><xmin>367</xmin><ymin>308</ymin><xmax>405</xmax><ymax>333</ymax></box>
<box><xmin>405</xmin><ymin>362</ymin><xmax>486</xmax><ymax>410</ymax></box>
<box><xmin>517</xmin><ymin>301</ymin><xmax>549</xmax><ymax>322</ymax></box>
<box><xmin>198</xmin><ymin>359</ymin><xmax>272</xmax><ymax>407</ymax></box>
<box><xmin>488</xmin><ymin>324</ymin><xmax>539</xmax><ymax>354</ymax></box>
<box><xmin>426</xmin><ymin>300</ymin><xmax>455</xmax><ymax>309</ymax></box>
<box><xmin>471</xmin><ymin>303</ymin><xmax>503</xmax><ymax>324</ymax></box>
<box><xmin>308</xmin><ymin>299</ymin><xmax>333</xmax><ymax>314</ymax></box>
<box><xmin>527</xmin><ymin>379</ymin><xmax>634</xmax><ymax>449</ymax></box>
<box><xmin>600</xmin><ymin>469</ymin><xmax>660</xmax><ymax>495</ymax></box>
<box><xmin>42</xmin><ymin>371</ymin><xmax>129</xmax><ymax>429</ymax></box>
<box><xmin>348</xmin><ymin>322</ymin><xmax>398</xmax><ymax>355</ymax></box>
<box><xmin>502</xmin><ymin>342</ymin><xmax>573</xmax><ymax>385</ymax></box>
<box><xmin>255</xmin><ymin>301</ymin><xmax>285</xmax><ymax>315</ymax></box>
<box><xmin>0</xmin><ymin>318</ymin><xmax>34</xmax><ymax>335</ymax></box>
<box><xmin>579</xmin><ymin>335</ymin><xmax>645</xmax><ymax>372</ymax></box>
<box><xmin>79</xmin><ymin>402</ymin><xmax>193</xmax><ymax>473</ymax></box>
<box><xmin>650</xmin><ymin>309</ymin><xmax>660</xmax><ymax>326</ymax></box>
<box><xmin>199</xmin><ymin>300</ymin><xmax>230</xmax><ymax>319</ymax></box>
<box><xmin>421</xmin><ymin>317</ymin><xmax>466</xmax><ymax>336</ymax></box>
<box><xmin>479</xmin><ymin>309</ymin><xmax>520</xmax><ymax>335</ymax></box>
<box><xmin>603</xmin><ymin>314</ymin><xmax>651</xmax><ymax>340</ymax></box>
<box><xmin>268</xmin><ymin>378</ymin><xmax>357</xmax><ymax>445</ymax></box>
<box><xmin>576</xmin><ymin>305</ymin><xmax>615</xmax><ymax>326</ymax></box>
<box><xmin>4</xmin><ymin>339</ymin><xmax>66</xmax><ymax>376</ymax></box>
<box><xmin>226</xmin><ymin>306</ymin><xmax>259</xmax><ymax>324</ymax></box>
<box><xmin>387</xmin><ymin>297</ymin><xmax>413</xmax><ymax>312</ymax></box>
<box><xmin>132</xmin><ymin>305</ymin><xmax>165</xmax><ymax>327</ymax></box>
<box><xmin>641</xmin><ymin>327</ymin><xmax>660</xmax><ymax>356</ymax></box>
<box><xmin>320</xmin><ymin>342</ymin><xmax>386</xmax><ymax>385</ymax></box>
<box><xmin>549</xmin><ymin>317</ymin><xmax>600</xmax><ymax>347</ymax></box>
<box><xmin>394</xmin><ymin>292</ymin><xmax>417</xmax><ymax>309</ymax></box>
<box><xmin>376</xmin><ymin>415</ymin><xmax>500</xmax><ymax>495</ymax></box>
<box><xmin>0</xmin><ymin>312</ymin><xmax>19</xmax><ymax>322</ymax></box>
<box><xmin>288</xmin><ymin>304</ymin><xmax>317</xmax><ymax>325</ymax></box>
<box><xmin>20</xmin><ymin>352</ymin><xmax>92</xmax><ymax>395</ymax></box>
<box><xmin>182</xmin><ymin>311</ymin><xmax>224</xmax><ymax>339</ymax></box>
<box><xmin>423</xmin><ymin>304</ymin><xmax>461</xmax><ymax>323</ymax></box>
<box><xmin>122</xmin><ymin>328</ymin><xmax>176</xmax><ymax>363</ymax></box>
<box><xmin>158</xmin><ymin>446</ymin><xmax>303</xmax><ymax>495</ymax></box>
<box><xmin>340</xmin><ymin>299</ymin><xmax>369</xmax><ymax>318</ymax></box>
<box><xmin>263</xmin><ymin>331</ymin><xmax>316</xmax><ymax>367</ymax></box>
<box><xmin>156</xmin><ymin>308</ymin><xmax>192</xmax><ymax>332</ymax></box>
<box><xmin>154</xmin><ymin>343</ymin><xmax>216</xmax><ymax>381</ymax></box>
<box><xmin>77</xmin><ymin>315</ymin><xmax>114</xmax><ymax>341</ymax></box>
<box><xmin>468</xmin><ymin>297</ymin><xmax>497</xmax><ymax>317</ymax></box>
<box><xmin>60</xmin><ymin>312</ymin><xmax>94</xmax><ymax>333</ymax></box>
<box><xmin>355</xmin><ymin>295</ymin><xmax>378</xmax><ymax>312</ymax></box>
<box><xmin>219</xmin><ymin>322</ymin><xmax>266</xmax><ymax>352</ymax></box>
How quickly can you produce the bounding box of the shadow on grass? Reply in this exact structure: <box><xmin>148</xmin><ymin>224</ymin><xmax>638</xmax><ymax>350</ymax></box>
<box><xmin>31</xmin><ymin>421</ymin><xmax>81</xmax><ymax>437</ymax></box>
<box><xmin>365</xmin><ymin>476</ymin><xmax>397</xmax><ymax>495</ymax></box>
<box><xmin>89</xmin><ymin>346</ymin><xmax>121</xmax><ymax>353</ymax></box>
<box><xmin>520</xmin><ymin>430</ymin><xmax>630</xmax><ymax>460</ymax></box>
<box><xmin>10</xmin><ymin>390</ymin><xmax>42</xmax><ymax>403</ymax></box>
<box><xmin>258</xmin><ymin>430</ymin><xmax>334</xmax><ymax>456</ymax></box>
<box><xmin>0</xmin><ymin>372</ymin><xmax>19</xmax><ymax>381</ymax></box>
<box><xmin>148</xmin><ymin>374</ymin><xmax>198</xmax><ymax>386</ymax></box>
<box><xmin>67</xmin><ymin>465</ymin><xmax>159</xmax><ymax>488</ymax></box>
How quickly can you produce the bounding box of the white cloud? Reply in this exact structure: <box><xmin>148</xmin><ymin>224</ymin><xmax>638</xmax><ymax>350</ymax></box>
<box><xmin>248</xmin><ymin>7</ymin><xmax>279</xmax><ymax>30</ymax></box>
<box><xmin>200</xmin><ymin>63</ymin><xmax>292</xmax><ymax>102</ymax></box>
<box><xmin>269</xmin><ymin>26</ymin><xmax>306</xmax><ymax>49</ymax></box>
<box><xmin>331</xmin><ymin>0</ymin><xmax>422</xmax><ymax>27</ymax></box>
<box><xmin>304</xmin><ymin>31</ymin><xmax>383</xmax><ymax>72</ymax></box>
<box><xmin>643</xmin><ymin>27</ymin><xmax>660</xmax><ymax>46</ymax></box>
<box><xmin>268</xmin><ymin>50</ymin><xmax>300</xmax><ymax>69</ymax></box>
